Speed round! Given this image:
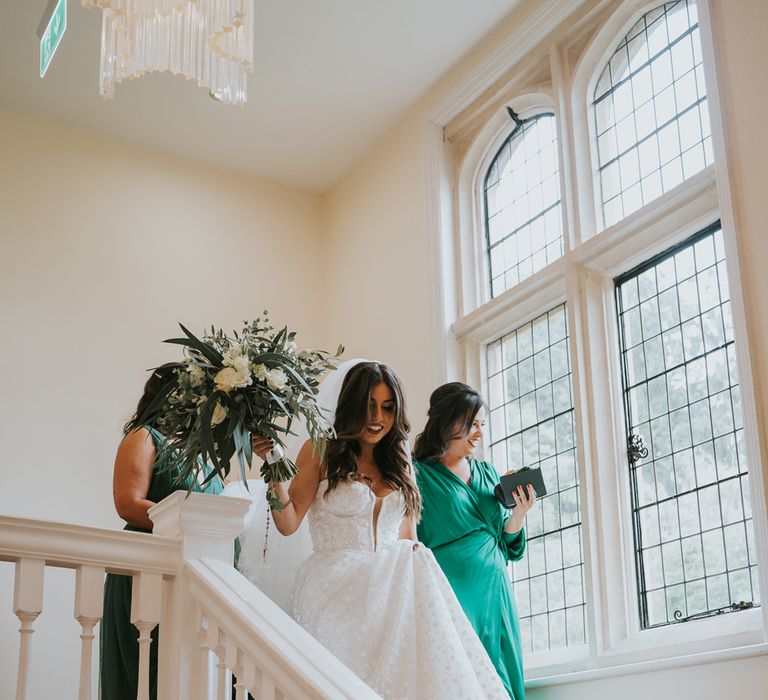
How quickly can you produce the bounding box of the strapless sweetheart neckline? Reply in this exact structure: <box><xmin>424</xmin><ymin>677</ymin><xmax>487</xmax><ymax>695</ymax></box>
<box><xmin>317</xmin><ymin>476</ymin><xmax>399</xmax><ymax>501</ymax></box>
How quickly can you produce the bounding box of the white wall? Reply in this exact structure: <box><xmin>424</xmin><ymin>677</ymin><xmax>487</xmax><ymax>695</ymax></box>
<box><xmin>0</xmin><ymin>106</ymin><xmax>324</xmax><ymax>694</ymax></box>
<box><xmin>319</xmin><ymin>110</ymin><xmax>437</xmax><ymax>427</ymax></box>
<box><xmin>320</xmin><ymin>0</ymin><xmax>768</xmax><ymax>697</ymax></box>
<box><xmin>0</xmin><ymin>106</ymin><xmax>324</xmax><ymax>526</ymax></box>
<box><xmin>710</xmin><ymin>0</ymin><xmax>768</xmax><ymax>448</ymax></box>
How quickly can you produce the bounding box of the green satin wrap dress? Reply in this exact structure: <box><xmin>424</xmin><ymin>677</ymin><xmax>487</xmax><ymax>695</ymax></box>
<box><xmin>415</xmin><ymin>458</ymin><xmax>527</xmax><ymax>700</ymax></box>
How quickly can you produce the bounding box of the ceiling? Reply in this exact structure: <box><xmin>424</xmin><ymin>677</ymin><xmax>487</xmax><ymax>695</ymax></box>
<box><xmin>0</xmin><ymin>0</ymin><xmax>523</xmax><ymax>191</ymax></box>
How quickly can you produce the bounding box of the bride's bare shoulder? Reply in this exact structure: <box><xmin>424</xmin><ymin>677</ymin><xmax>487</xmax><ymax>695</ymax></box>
<box><xmin>296</xmin><ymin>439</ymin><xmax>327</xmax><ymax>478</ymax></box>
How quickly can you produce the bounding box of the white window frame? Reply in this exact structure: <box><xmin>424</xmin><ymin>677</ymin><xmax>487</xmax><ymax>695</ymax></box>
<box><xmin>470</xmin><ymin>93</ymin><xmax>559</xmax><ymax>305</ymax></box>
<box><xmin>423</xmin><ymin>0</ymin><xmax>768</xmax><ymax>682</ymax></box>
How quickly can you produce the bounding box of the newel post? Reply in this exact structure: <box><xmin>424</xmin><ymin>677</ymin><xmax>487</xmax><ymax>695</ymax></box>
<box><xmin>148</xmin><ymin>491</ymin><xmax>251</xmax><ymax>700</ymax></box>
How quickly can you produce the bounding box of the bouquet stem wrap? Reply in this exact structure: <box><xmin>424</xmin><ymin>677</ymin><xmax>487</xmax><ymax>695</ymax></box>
<box><xmin>261</xmin><ymin>444</ymin><xmax>298</xmax><ymax>510</ymax></box>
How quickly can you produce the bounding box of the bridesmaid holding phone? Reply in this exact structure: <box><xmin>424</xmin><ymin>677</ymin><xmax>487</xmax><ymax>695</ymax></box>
<box><xmin>413</xmin><ymin>382</ymin><xmax>537</xmax><ymax>700</ymax></box>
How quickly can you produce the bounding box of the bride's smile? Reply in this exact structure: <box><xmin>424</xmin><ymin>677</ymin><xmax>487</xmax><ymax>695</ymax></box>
<box><xmin>359</xmin><ymin>382</ymin><xmax>396</xmax><ymax>445</ymax></box>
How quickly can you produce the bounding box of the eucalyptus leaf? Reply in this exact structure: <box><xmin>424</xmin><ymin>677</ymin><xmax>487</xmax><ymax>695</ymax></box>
<box><xmin>198</xmin><ymin>396</ymin><xmax>224</xmax><ymax>476</ymax></box>
<box><xmin>176</xmin><ymin>323</ymin><xmax>224</xmax><ymax>365</ymax></box>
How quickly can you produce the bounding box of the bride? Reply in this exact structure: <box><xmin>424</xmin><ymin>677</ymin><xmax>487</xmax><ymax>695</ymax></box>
<box><xmin>233</xmin><ymin>360</ymin><xmax>508</xmax><ymax>699</ymax></box>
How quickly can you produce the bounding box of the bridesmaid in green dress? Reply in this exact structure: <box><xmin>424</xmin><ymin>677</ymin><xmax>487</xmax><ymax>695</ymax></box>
<box><xmin>100</xmin><ymin>365</ymin><xmax>271</xmax><ymax>699</ymax></box>
<box><xmin>414</xmin><ymin>382</ymin><xmax>536</xmax><ymax>700</ymax></box>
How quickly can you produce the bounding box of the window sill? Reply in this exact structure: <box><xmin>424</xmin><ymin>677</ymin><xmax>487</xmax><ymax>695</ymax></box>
<box><xmin>525</xmin><ymin>637</ymin><xmax>767</xmax><ymax>688</ymax></box>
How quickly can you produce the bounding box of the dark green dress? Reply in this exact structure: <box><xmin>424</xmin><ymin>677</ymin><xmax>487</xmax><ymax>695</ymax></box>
<box><xmin>415</xmin><ymin>458</ymin><xmax>526</xmax><ymax>700</ymax></box>
<box><xmin>100</xmin><ymin>428</ymin><xmax>223</xmax><ymax>700</ymax></box>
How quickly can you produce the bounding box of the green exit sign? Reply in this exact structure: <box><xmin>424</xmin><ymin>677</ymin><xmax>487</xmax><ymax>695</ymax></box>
<box><xmin>38</xmin><ymin>0</ymin><xmax>67</xmax><ymax>78</ymax></box>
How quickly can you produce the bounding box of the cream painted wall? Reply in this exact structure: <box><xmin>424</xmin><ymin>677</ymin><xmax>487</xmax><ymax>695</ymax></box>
<box><xmin>320</xmin><ymin>0</ymin><xmax>768</xmax><ymax>697</ymax></box>
<box><xmin>0</xmin><ymin>107</ymin><xmax>324</xmax><ymax>526</ymax></box>
<box><xmin>0</xmin><ymin>106</ymin><xmax>324</xmax><ymax>694</ymax></box>
<box><xmin>710</xmin><ymin>0</ymin><xmax>768</xmax><ymax>468</ymax></box>
<box><xmin>319</xmin><ymin>110</ymin><xmax>436</xmax><ymax>426</ymax></box>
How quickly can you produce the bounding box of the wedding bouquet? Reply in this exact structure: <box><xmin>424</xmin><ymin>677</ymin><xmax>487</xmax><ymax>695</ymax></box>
<box><xmin>131</xmin><ymin>312</ymin><xmax>343</xmax><ymax>508</ymax></box>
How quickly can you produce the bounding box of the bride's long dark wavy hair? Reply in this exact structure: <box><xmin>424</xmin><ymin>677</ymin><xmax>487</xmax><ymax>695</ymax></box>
<box><xmin>324</xmin><ymin>362</ymin><xmax>421</xmax><ymax>518</ymax></box>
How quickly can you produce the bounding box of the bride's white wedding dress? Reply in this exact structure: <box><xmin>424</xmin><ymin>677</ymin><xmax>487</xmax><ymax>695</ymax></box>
<box><xmin>291</xmin><ymin>478</ymin><xmax>508</xmax><ymax>700</ymax></box>
<box><xmin>228</xmin><ymin>358</ymin><xmax>508</xmax><ymax>698</ymax></box>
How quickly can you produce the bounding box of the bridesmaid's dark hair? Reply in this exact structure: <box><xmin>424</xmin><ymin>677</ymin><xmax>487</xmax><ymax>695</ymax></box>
<box><xmin>413</xmin><ymin>382</ymin><xmax>487</xmax><ymax>462</ymax></box>
<box><xmin>325</xmin><ymin>362</ymin><xmax>421</xmax><ymax>518</ymax></box>
<box><xmin>123</xmin><ymin>363</ymin><xmax>179</xmax><ymax>435</ymax></box>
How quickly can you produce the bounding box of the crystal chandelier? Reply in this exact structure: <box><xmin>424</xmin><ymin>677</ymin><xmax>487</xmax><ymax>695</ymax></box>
<box><xmin>82</xmin><ymin>1</ymin><xmax>254</xmax><ymax>105</ymax></box>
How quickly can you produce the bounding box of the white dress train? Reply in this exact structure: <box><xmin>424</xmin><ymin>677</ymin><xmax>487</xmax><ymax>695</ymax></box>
<box><xmin>290</xmin><ymin>479</ymin><xmax>508</xmax><ymax>700</ymax></box>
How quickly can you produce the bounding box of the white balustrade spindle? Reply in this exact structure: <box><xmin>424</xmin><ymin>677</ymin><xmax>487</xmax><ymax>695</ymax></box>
<box><xmin>214</xmin><ymin>629</ymin><xmax>230</xmax><ymax>700</ymax></box>
<box><xmin>74</xmin><ymin>564</ymin><xmax>105</xmax><ymax>700</ymax></box>
<box><xmin>196</xmin><ymin>615</ymin><xmax>213</xmax><ymax>700</ymax></box>
<box><xmin>13</xmin><ymin>557</ymin><xmax>44</xmax><ymax>700</ymax></box>
<box><xmin>232</xmin><ymin>649</ymin><xmax>248</xmax><ymax>700</ymax></box>
<box><xmin>237</xmin><ymin>657</ymin><xmax>257</xmax><ymax>699</ymax></box>
<box><xmin>130</xmin><ymin>570</ymin><xmax>163</xmax><ymax>700</ymax></box>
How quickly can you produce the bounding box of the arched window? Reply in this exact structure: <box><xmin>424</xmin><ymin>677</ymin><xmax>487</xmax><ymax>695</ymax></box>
<box><xmin>435</xmin><ymin>0</ymin><xmax>765</xmax><ymax>676</ymax></box>
<box><xmin>484</xmin><ymin>111</ymin><xmax>562</xmax><ymax>298</ymax></box>
<box><xmin>594</xmin><ymin>0</ymin><xmax>712</xmax><ymax>227</ymax></box>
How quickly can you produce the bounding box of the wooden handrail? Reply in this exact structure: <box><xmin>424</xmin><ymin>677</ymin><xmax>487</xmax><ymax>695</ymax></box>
<box><xmin>0</xmin><ymin>515</ymin><xmax>179</xmax><ymax>575</ymax></box>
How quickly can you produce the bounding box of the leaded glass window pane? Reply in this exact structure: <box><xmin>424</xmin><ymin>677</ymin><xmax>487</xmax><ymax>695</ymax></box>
<box><xmin>486</xmin><ymin>304</ymin><xmax>586</xmax><ymax>651</ymax></box>
<box><xmin>484</xmin><ymin>114</ymin><xmax>563</xmax><ymax>298</ymax></box>
<box><xmin>616</xmin><ymin>223</ymin><xmax>760</xmax><ymax>628</ymax></box>
<box><xmin>594</xmin><ymin>1</ymin><xmax>713</xmax><ymax>228</ymax></box>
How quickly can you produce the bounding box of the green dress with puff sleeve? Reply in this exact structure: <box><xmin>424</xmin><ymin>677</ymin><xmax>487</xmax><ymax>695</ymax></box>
<box><xmin>99</xmin><ymin>427</ymin><xmax>224</xmax><ymax>700</ymax></box>
<box><xmin>415</xmin><ymin>458</ymin><xmax>526</xmax><ymax>700</ymax></box>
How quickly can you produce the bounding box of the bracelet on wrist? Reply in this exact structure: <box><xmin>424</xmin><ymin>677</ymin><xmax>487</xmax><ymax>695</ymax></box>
<box><xmin>270</xmin><ymin>496</ymin><xmax>292</xmax><ymax>511</ymax></box>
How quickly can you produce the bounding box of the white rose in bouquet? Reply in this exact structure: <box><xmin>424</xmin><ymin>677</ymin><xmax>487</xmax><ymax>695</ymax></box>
<box><xmin>266</xmin><ymin>367</ymin><xmax>288</xmax><ymax>391</ymax></box>
<box><xmin>223</xmin><ymin>347</ymin><xmax>250</xmax><ymax>374</ymax></box>
<box><xmin>214</xmin><ymin>366</ymin><xmax>252</xmax><ymax>392</ymax></box>
<box><xmin>234</xmin><ymin>356</ymin><xmax>250</xmax><ymax>373</ymax></box>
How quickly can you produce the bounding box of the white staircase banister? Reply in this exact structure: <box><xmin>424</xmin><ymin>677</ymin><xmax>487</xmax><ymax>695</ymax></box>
<box><xmin>0</xmin><ymin>516</ymin><xmax>179</xmax><ymax>575</ymax></box>
<box><xmin>2</xmin><ymin>492</ymin><xmax>382</xmax><ymax>699</ymax></box>
<box><xmin>186</xmin><ymin>557</ymin><xmax>381</xmax><ymax>700</ymax></box>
